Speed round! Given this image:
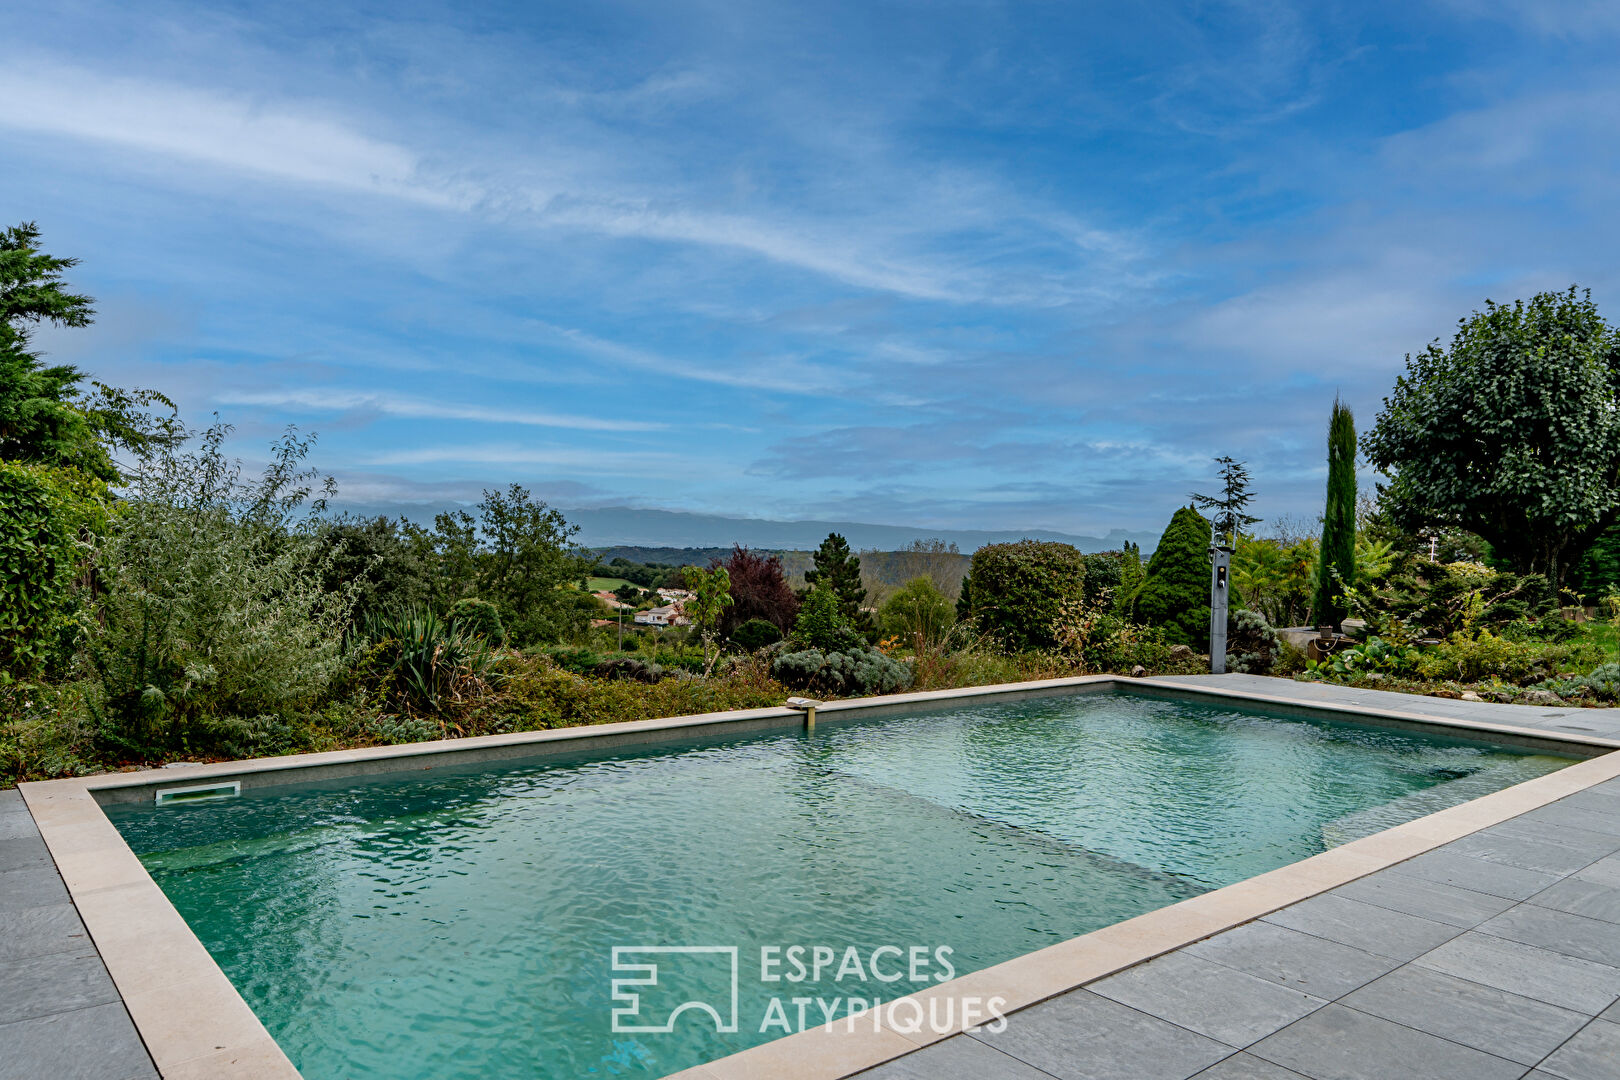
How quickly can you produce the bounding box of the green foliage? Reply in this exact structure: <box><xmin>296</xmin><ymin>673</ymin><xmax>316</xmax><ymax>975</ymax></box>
<box><xmin>730</xmin><ymin>618</ymin><xmax>783</xmax><ymax>651</ymax></box>
<box><xmin>354</xmin><ymin>606</ymin><xmax>496</xmax><ymax>715</ymax></box>
<box><xmin>1226</xmin><ymin>609</ymin><xmax>1282</xmax><ymax>675</ymax></box>
<box><xmin>1114</xmin><ymin>541</ymin><xmax>1145</xmax><ymax>615</ymax></box>
<box><xmin>1365</xmin><ymin>287</ymin><xmax>1620</xmax><ymax>587</ymax></box>
<box><xmin>1135</xmin><ymin>507</ymin><xmax>1212</xmax><ymax>647</ymax></box>
<box><xmin>1568</xmin><ymin>523</ymin><xmax>1620</xmax><ymax>603</ymax></box>
<box><xmin>684</xmin><ymin>565</ymin><xmax>734</xmax><ymax>674</ymax></box>
<box><xmin>1538</xmin><ymin>662</ymin><xmax>1620</xmax><ymax>702</ymax></box>
<box><xmin>1304</xmin><ymin>636</ymin><xmax>1419</xmax><ymax>682</ymax></box>
<box><xmin>1051</xmin><ymin>597</ymin><xmax>1172</xmax><ymax>673</ymax></box>
<box><xmin>770</xmin><ymin>647</ymin><xmax>912</xmax><ymax>697</ymax></box>
<box><xmin>1414</xmin><ymin>630</ymin><xmax>1541</xmax><ymax>684</ymax></box>
<box><xmin>428</xmin><ymin>485</ymin><xmax>590</xmax><ymax>646</ymax></box>
<box><xmin>792</xmin><ymin>585</ymin><xmax>867</xmax><ymax>653</ymax></box>
<box><xmin>1191</xmin><ymin>456</ymin><xmax>1260</xmax><ymax>546</ymax></box>
<box><xmin>878</xmin><ymin>577</ymin><xmax>956</xmax><ymax>648</ymax></box>
<box><xmin>1315</xmin><ymin>397</ymin><xmax>1358</xmax><ymax>628</ymax></box>
<box><xmin>316</xmin><ymin>515</ymin><xmax>436</xmax><ymax>619</ymax></box>
<box><xmin>0</xmin><ymin>462</ymin><xmax>101</xmax><ymax>675</ymax></box>
<box><xmin>85</xmin><ymin>424</ymin><xmax>359</xmax><ymax>753</ymax></box>
<box><xmin>448</xmin><ymin>598</ymin><xmax>506</xmax><ymax>646</ymax></box>
<box><xmin>1080</xmin><ymin>551</ymin><xmax>1123</xmax><ymax>606</ymax></box>
<box><xmin>1233</xmin><ymin>535</ymin><xmax>1316</xmax><ymax>628</ymax></box>
<box><xmin>956</xmin><ymin>539</ymin><xmax>1087</xmax><ymax>651</ymax></box>
<box><xmin>804</xmin><ymin>532</ymin><xmax>868</xmax><ymax>627</ymax></box>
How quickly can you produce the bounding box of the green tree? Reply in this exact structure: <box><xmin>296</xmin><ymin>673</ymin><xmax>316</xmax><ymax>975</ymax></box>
<box><xmin>1135</xmin><ymin>506</ymin><xmax>1213</xmax><ymax>647</ymax></box>
<box><xmin>0</xmin><ymin>222</ymin><xmax>175</xmax><ymax>479</ymax></box>
<box><xmin>956</xmin><ymin>540</ymin><xmax>1086</xmax><ymax>651</ymax></box>
<box><xmin>0</xmin><ymin>461</ymin><xmax>103</xmax><ymax>676</ymax></box>
<box><xmin>685</xmin><ymin>565</ymin><xmax>733</xmax><ymax>675</ymax></box>
<box><xmin>1314</xmin><ymin>397</ymin><xmax>1358</xmax><ymax>629</ymax></box>
<box><xmin>803</xmin><ymin>532</ymin><xmax>869</xmax><ymax>628</ymax></box>
<box><xmin>1191</xmin><ymin>457</ymin><xmax>1260</xmax><ymax>547</ymax></box>
<box><xmin>1364</xmin><ymin>287</ymin><xmax>1620</xmax><ymax>588</ymax></box>
<box><xmin>879</xmin><ymin>576</ymin><xmax>956</xmax><ymax>649</ymax></box>
<box><xmin>1114</xmin><ymin>540</ymin><xmax>1146</xmax><ymax>615</ymax></box>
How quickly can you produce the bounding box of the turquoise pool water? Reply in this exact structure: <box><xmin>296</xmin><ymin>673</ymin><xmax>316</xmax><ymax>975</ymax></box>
<box><xmin>108</xmin><ymin>691</ymin><xmax>1570</xmax><ymax>1080</ymax></box>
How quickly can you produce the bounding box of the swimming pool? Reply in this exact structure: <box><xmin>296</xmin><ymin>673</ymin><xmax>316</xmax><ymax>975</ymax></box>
<box><xmin>107</xmin><ymin>690</ymin><xmax>1572</xmax><ymax>1080</ymax></box>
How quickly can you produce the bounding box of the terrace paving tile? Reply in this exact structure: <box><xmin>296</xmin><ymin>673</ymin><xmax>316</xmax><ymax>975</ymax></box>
<box><xmin>1446</xmin><ymin>828</ymin><xmax>1611</xmax><ymax>876</ymax></box>
<box><xmin>1483</xmin><ymin>818</ymin><xmax>1620</xmax><ymax>862</ymax></box>
<box><xmin>851</xmin><ymin>1034</ymin><xmax>1059</xmax><ymax>1079</ymax></box>
<box><xmin>970</xmin><ymin>989</ymin><xmax>1236</xmax><ymax>1080</ymax></box>
<box><xmin>1384</xmin><ymin>849</ymin><xmax>1564</xmax><ymax>901</ymax></box>
<box><xmin>1476</xmin><ymin>903</ymin><xmax>1620</xmax><ymax>967</ymax></box>
<box><xmin>1339</xmin><ymin>964</ymin><xmax>1589</xmax><ymax>1066</ymax></box>
<box><xmin>0</xmin><ymin>832</ymin><xmax>52</xmax><ymax>873</ymax></box>
<box><xmin>1090</xmin><ymin>951</ymin><xmax>1326</xmax><ymax>1047</ymax></box>
<box><xmin>0</xmin><ymin>865</ymin><xmax>70</xmax><ymax>912</ymax></box>
<box><xmin>1259</xmin><ymin>892</ymin><xmax>1462</xmax><ymax>961</ymax></box>
<box><xmin>0</xmin><ymin>902</ymin><xmax>91</xmax><ymax>962</ymax></box>
<box><xmin>1534</xmin><ymin>1018</ymin><xmax>1620</xmax><ymax>1080</ymax></box>
<box><xmin>1329</xmin><ymin>871</ymin><xmax>1517</xmax><ymax>928</ymax></box>
<box><xmin>1518</xmin><ymin>802</ymin><xmax>1620</xmax><ymax>837</ymax></box>
<box><xmin>1187</xmin><ymin>1055</ymin><xmax>1311</xmax><ymax>1079</ymax></box>
<box><xmin>1247</xmin><ymin>1004</ymin><xmax>1528</xmax><ymax>1080</ymax></box>
<box><xmin>0</xmin><ymin>947</ymin><xmax>121</xmax><ymax>1024</ymax></box>
<box><xmin>1183</xmin><ymin>921</ymin><xmax>1399</xmax><ymax>998</ymax></box>
<box><xmin>0</xmin><ymin>1002</ymin><xmax>157</xmax><ymax>1080</ymax></box>
<box><xmin>1414</xmin><ymin>932</ymin><xmax>1620</xmax><ymax>1014</ymax></box>
<box><xmin>1528</xmin><ymin>875</ymin><xmax>1620</xmax><ymax>924</ymax></box>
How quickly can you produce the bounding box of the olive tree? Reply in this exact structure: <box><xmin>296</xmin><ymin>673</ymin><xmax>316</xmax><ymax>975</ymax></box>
<box><xmin>1364</xmin><ymin>287</ymin><xmax>1620</xmax><ymax>587</ymax></box>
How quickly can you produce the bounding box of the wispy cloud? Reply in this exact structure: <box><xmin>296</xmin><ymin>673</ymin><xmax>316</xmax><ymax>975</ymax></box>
<box><xmin>217</xmin><ymin>389</ymin><xmax>664</xmax><ymax>432</ymax></box>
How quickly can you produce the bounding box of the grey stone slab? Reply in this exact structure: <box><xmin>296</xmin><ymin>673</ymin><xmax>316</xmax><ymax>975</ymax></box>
<box><xmin>0</xmin><ymin>902</ymin><xmax>91</xmax><ymax>962</ymax></box>
<box><xmin>0</xmin><ymin>833</ymin><xmax>51</xmax><ymax>874</ymax></box>
<box><xmin>0</xmin><ymin>789</ymin><xmax>23</xmax><ymax>813</ymax></box>
<box><xmin>1520</xmin><ymin>802</ymin><xmax>1620</xmax><ymax>838</ymax></box>
<box><xmin>1531</xmin><ymin>876</ymin><xmax>1620</xmax><ymax>924</ymax></box>
<box><xmin>1563</xmin><ymin>787</ymin><xmax>1620</xmax><ymax>817</ymax></box>
<box><xmin>1188</xmin><ymin>1055</ymin><xmax>1309</xmax><ymax>1080</ymax></box>
<box><xmin>852</xmin><ymin>1034</ymin><xmax>1058</xmax><ymax>1079</ymax></box>
<box><xmin>1604</xmin><ymin>998</ymin><xmax>1620</xmax><ymax>1022</ymax></box>
<box><xmin>971</xmin><ymin>989</ymin><xmax>1234</xmax><ymax>1080</ymax></box>
<box><xmin>1184</xmin><ymin>920</ymin><xmax>1399</xmax><ymax>998</ymax></box>
<box><xmin>1340</xmin><ymin>964</ymin><xmax>1588</xmax><ymax>1066</ymax></box>
<box><xmin>0</xmin><ymin>948</ymin><xmax>121</xmax><ymax>1024</ymax></box>
<box><xmin>1415</xmin><ymin>931</ymin><xmax>1620</xmax><ymax>1013</ymax></box>
<box><xmin>0</xmin><ymin>1001</ymin><xmax>157</xmax><ymax>1080</ymax></box>
<box><xmin>0</xmin><ymin>813</ymin><xmax>39</xmax><ymax>842</ymax></box>
<box><xmin>1487</xmin><ymin>818</ymin><xmax>1620</xmax><ymax>863</ymax></box>
<box><xmin>1248</xmin><ymin>1003</ymin><xmax>1526</xmax><ymax>1080</ymax></box>
<box><xmin>1261</xmin><ymin>892</ymin><xmax>1461</xmax><ymax>961</ymax></box>
<box><xmin>1388</xmin><ymin>850</ymin><xmax>1564</xmax><ymax>900</ymax></box>
<box><xmin>1478</xmin><ymin>903</ymin><xmax>1620</xmax><ymax>967</ymax></box>
<box><xmin>1537</xmin><ymin>1018</ymin><xmax>1620</xmax><ymax>1080</ymax></box>
<box><xmin>1332</xmin><ymin>871</ymin><xmax>1517</xmax><ymax>928</ymax></box>
<box><xmin>1090</xmin><ymin>950</ymin><xmax>1325</xmax><ymax>1047</ymax></box>
<box><xmin>1571</xmin><ymin>853</ymin><xmax>1620</xmax><ymax>887</ymax></box>
<box><xmin>1448</xmin><ymin>829</ymin><xmax>1610</xmax><ymax>877</ymax></box>
<box><xmin>0</xmin><ymin>867</ymin><xmax>69</xmax><ymax>912</ymax></box>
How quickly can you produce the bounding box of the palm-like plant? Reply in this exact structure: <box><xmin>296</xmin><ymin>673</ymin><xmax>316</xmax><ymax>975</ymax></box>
<box><xmin>354</xmin><ymin>606</ymin><xmax>496</xmax><ymax>713</ymax></box>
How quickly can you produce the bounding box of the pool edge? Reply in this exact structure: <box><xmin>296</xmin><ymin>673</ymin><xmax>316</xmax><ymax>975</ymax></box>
<box><xmin>17</xmin><ymin>675</ymin><xmax>1620</xmax><ymax>1080</ymax></box>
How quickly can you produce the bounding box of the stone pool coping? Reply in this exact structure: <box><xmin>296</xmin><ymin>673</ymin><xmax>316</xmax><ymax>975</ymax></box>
<box><xmin>14</xmin><ymin>674</ymin><xmax>1620</xmax><ymax>1079</ymax></box>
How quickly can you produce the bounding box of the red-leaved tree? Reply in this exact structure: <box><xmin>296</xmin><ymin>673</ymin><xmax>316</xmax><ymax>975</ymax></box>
<box><xmin>710</xmin><ymin>545</ymin><xmax>800</xmax><ymax>635</ymax></box>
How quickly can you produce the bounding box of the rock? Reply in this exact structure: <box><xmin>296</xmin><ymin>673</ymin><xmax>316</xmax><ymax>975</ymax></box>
<box><xmin>1168</xmin><ymin>645</ymin><xmax>1195</xmax><ymax>661</ymax></box>
<box><xmin>1429</xmin><ymin>688</ymin><xmax>1462</xmax><ymax>699</ymax></box>
<box><xmin>1130</xmin><ymin>665</ymin><xmax>1147</xmax><ymax>678</ymax></box>
<box><xmin>1363</xmin><ymin>672</ymin><xmax>1386</xmax><ymax>682</ymax></box>
<box><xmin>1459</xmin><ymin>691</ymin><xmax>1484</xmax><ymax>702</ymax></box>
<box><xmin>1520</xmin><ymin>689</ymin><xmax>1563</xmax><ymax>706</ymax></box>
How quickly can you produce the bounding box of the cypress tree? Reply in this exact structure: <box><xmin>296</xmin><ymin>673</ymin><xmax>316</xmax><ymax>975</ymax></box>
<box><xmin>1135</xmin><ymin>507</ymin><xmax>1212</xmax><ymax>647</ymax></box>
<box><xmin>1314</xmin><ymin>397</ymin><xmax>1357</xmax><ymax>629</ymax></box>
<box><xmin>804</xmin><ymin>532</ymin><xmax>870</xmax><ymax>631</ymax></box>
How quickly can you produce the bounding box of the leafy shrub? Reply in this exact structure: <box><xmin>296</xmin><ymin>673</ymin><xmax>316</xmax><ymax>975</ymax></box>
<box><xmin>1414</xmin><ymin>630</ymin><xmax>1540</xmax><ymax>684</ymax></box>
<box><xmin>544</xmin><ymin>646</ymin><xmax>607</xmax><ymax>674</ymax></box>
<box><xmin>1304</xmin><ymin>635</ymin><xmax>1418</xmax><ymax>682</ymax></box>
<box><xmin>87</xmin><ymin>425</ymin><xmax>359</xmax><ymax>753</ymax></box>
<box><xmin>0</xmin><ymin>462</ymin><xmax>101</xmax><ymax>675</ymax></box>
<box><xmin>1052</xmin><ymin>598</ymin><xmax>1171</xmax><ymax>673</ymax></box>
<box><xmin>355</xmin><ymin>606</ymin><xmax>497</xmax><ymax>714</ymax></box>
<box><xmin>448</xmin><ymin>597</ymin><xmax>506</xmax><ymax>646</ymax></box>
<box><xmin>770</xmin><ymin>647</ymin><xmax>912</xmax><ymax>697</ymax></box>
<box><xmin>792</xmin><ymin>586</ymin><xmax>867</xmax><ymax>653</ymax></box>
<box><xmin>1226</xmin><ymin>609</ymin><xmax>1281</xmax><ymax>675</ymax></box>
<box><xmin>878</xmin><ymin>577</ymin><xmax>956</xmax><ymax>649</ymax></box>
<box><xmin>1537</xmin><ymin>662</ymin><xmax>1620</xmax><ymax>702</ymax></box>
<box><xmin>730</xmin><ymin>618</ymin><xmax>783</xmax><ymax>651</ymax></box>
<box><xmin>1135</xmin><ymin>507</ymin><xmax>1212</xmax><ymax>646</ymax></box>
<box><xmin>590</xmin><ymin>657</ymin><xmax>670</xmax><ymax>683</ymax></box>
<box><xmin>957</xmin><ymin>540</ymin><xmax>1086</xmax><ymax>651</ymax></box>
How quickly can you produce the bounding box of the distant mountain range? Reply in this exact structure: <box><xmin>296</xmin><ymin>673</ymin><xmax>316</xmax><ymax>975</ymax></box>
<box><xmin>563</xmin><ymin>506</ymin><xmax>1158</xmax><ymax>554</ymax></box>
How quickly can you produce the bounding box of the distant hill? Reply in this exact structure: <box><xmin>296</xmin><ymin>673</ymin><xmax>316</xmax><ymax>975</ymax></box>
<box><xmin>567</xmin><ymin>506</ymin><xmax>1156</xmax><ymax>555</ymax></box>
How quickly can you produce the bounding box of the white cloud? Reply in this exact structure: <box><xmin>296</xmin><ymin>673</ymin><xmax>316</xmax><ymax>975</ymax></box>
<box><xmin>217</xmin><ymin>389</ymin><xmax>663</xmax><ymax>432</ymax></box>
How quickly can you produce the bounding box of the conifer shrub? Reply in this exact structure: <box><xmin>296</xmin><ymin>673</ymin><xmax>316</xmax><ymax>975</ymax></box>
<box><xmin>1135</xmin><ymin>506</ymin><xmax>1212</xmax><ymax>647</ymax></box>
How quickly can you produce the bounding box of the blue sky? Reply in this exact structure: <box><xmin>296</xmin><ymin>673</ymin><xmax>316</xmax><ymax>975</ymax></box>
<box><xmin>5</xmin><ymin>0</ymin><xmax>1618</xmax><ymax>536</ymax></box>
